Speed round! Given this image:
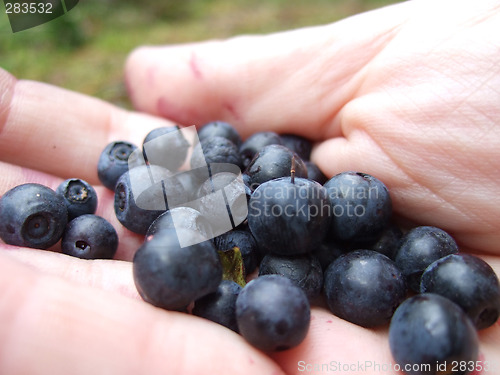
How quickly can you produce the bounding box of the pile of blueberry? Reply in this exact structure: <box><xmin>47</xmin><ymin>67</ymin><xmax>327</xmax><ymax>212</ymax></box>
<box><xmin>1</xmin><ymin>120</ymin><xmax>499</xmax><ymax>375</ymax></box>
<box><xmin>0</xmin><ymin>178</ymin><xmax>118</xmax><ymax>259</ymax></box>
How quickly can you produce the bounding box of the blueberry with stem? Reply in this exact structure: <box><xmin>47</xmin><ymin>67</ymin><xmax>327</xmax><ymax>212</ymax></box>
<box><xmin>248</xmin><ymin>175</ymin><xmax>330</xmax><ymax>256</ymax></box>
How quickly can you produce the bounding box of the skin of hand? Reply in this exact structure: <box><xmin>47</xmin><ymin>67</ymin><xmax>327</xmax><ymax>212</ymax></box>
<box><xmin>1</xmin><ymin>0</ymin><xmax>500</xmax><ymax>374</ymax></box>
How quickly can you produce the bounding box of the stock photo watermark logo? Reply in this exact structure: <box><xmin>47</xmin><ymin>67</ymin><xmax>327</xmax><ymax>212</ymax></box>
<box><xmin>128</xmin><ymin>126</ymin><xmax>248</xmax><ymax>248</ymax></box>
<box><xmin>4</xmin><ymin>0</ymin><xmax>79</xmax><ymax>32</ymax></box>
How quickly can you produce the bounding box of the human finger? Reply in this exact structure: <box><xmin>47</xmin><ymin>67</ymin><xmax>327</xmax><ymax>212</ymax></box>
<box><xmin>0</xmin><ymin>67</ymin><xmax>176</xmax><ymax>185</ymax></box>
<box><xmin>0</xmin><ymin>244</ymin><xmax>140</xmax><ymax>300</ymax></box>
<box><xmin>124</xmin><ymin>2</ymin><xmax>412</xmax><ymax>139</ymax></box>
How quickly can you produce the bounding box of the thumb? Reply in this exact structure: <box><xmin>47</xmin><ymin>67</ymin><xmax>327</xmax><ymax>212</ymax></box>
<box><xmin>124</xmin><ymin>1</ymin><xmax>412</xmax><ymax>139</ymax></box>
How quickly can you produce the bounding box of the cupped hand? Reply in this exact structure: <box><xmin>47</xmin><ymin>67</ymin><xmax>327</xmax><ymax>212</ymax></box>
<box><xmin>1</xmin><ymin>0</ymin><xmax>500</xmax><ymax>374</ymax></box>
<box><xmin>124</xmin><ymin>0</ymin><xmax>500</xmax><ymax>372</ymax></box>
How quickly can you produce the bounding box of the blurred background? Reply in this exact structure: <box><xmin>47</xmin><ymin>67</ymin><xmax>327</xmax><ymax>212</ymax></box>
<box><xmin>1</xmin><ymin>0</ymin><xmax>400</xmax><ymax>109</ymax></box>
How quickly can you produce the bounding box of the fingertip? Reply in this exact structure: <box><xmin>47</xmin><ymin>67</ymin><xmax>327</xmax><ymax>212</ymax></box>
<box><xmin>311</xmin><ymin>137</ymin><xmax>359</xmax><ymax>178</ymax></box>
<box><xmin>311</xmin><ymin>128</ymin><xmax>397</xmax><ymax>180</ymax></box>
<box><xmin>0</xmin><ymin>66</ymin><xmax>16</xmax><ymax>86</ymax></box>
<box><xmin>125</xmin><ymin>46</ymin><xmax>158</xmax><ymax>114</ymax></box>
<box><xmin>126</xmin><ymin>43</ymin><xmax>209</xmax><ymax>125</ymax></box>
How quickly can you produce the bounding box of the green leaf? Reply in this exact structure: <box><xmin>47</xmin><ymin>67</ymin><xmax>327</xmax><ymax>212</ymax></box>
<box><xmin>218</xmin><ymin>246</ymin><xmax>246</xmax><ymax>287</ymax></box>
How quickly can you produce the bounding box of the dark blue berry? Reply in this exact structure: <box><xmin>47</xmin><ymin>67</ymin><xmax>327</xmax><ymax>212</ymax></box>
<box><xmin>240</xmin><ymin>131</ymin><xmax>283</xmax><ymax>168</ymax></box>
<box><xmin>175</xmin><ymin>169</ymin><xmax>205</xmax><ymax>202</ymax></box>
<box><xmin>394</xmin><ymin>226</ymin><xmax>458</xmax><ymax>292</ymax></box>
<box><xmin>142</xmin><ymin>126</ymin><xmax>190</xmax><ymax>172</ymax></box>
<box><xmin>304</xmin><ymin>161</ymin><xmax>328</xmax><ymax>185</ymax></box>
<box><xmin>192</xmin><ymin>280</ymin><xmax>242</xmax><ymax>332</ymax></box>
<box><xmin>324</xmin><ymin>250</ymin><xmax>407</xmax><ymax>327</ymax></box>
<box><xmin>114</xmin><ymin>165</ymin><xmax>186</xmax><ymax>235</ymax></box>
<box><xmin>194</xmin><ymin>171</ymin><xmax>248</xmax><ymax>236</ymax></box>
<box><xmin>190</xmin><ymin>136</ymin><xmax>243</xmax><ymax>176</ymax></box>
<box><xmin>61</xmin><ymin>214</ymin><xmax>118</xmax><ymax>259</ymax></box>
<box><xmin>235</xmin><ymin>275</ymin><xmax>310</xmax><ymax>352</ymax></box>
<box><xmin>198</xmin><ymin>121</ymin><xmax>242</xmax><ymax>148</ymax></box>
<box><xmin>146</xmin><ymin>207</ymin><xmax>213</xmax><ymax>241</ymax></box>
<box><xmin>279</xmin><ymin>134</ymin><xmax>312</xmax><ymax>161</ymax></box>
<box><xmin>248</xmin><ymin>177</ymin><xmax>330</xmax><ymax>256</ymax></box>
<box><xmin>324</xmin><ymin>171</ymin><xmax>392</xmax><ymax>243</ymax></box>
<box><xmin>259</xmin><ymin>254</ymin><xmax>323</xmax><ymax>300</ymax></box>
<box><xmin>56</xmin><ymin>178</ymin><xmax>98</xmax><ymax>221</ymax></box>
<box><xmin>311</xmin><ymin>238</ymin><xmax>355</xmax><ymax>272</ymax></box>
<box><xmin>244</xmin><ymin>144</ymin><xmax>307</xmax><ymax>190</ymax></box>
<box><xmin>214</xmin><ymin>230</ymin><xmax>260</xmax><ymax>275</ymax></box>
<box><xmin>421</xmin><ymin>254</ymin><xmax>500</xmax><ymax>330</ymax></box>
<box><xmin>367</xmin><ymin>223</ymin><xmax>403</xmax><ymax>260</ymax></box>
<box><xmin>389</xmin><ymin>293</ymin><xmax>479</xmax><ymax>375</ymax></box>
<box><xmin>97</xmin><ymin>141</ymin><xmax>139</xmax><ymax>191</ymax></box>
<box><xmin>133</xmin><ymin>228</ymin><xmax>222</xmax><ymax>311</ymax></box>
<box><xmin>242</xmin><ymin>173</ymin><xmax>253</xmax><ymax>201</ymax></box>
<box><xmin>0</xmin><ymin>183</ymin><xmax>67</xmax><ymax>249</ymax></box>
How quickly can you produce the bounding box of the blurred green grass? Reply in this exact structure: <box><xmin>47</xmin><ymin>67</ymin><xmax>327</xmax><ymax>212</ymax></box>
<box><xmin>1</xmin><ymin>0</ymin><xmax>400</xmax><ymax>108</ymax></box>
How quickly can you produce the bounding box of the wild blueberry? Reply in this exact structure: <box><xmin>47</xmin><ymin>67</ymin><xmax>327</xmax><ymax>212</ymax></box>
<box><xmin>248</xmin><ymin>177</ymin><xmax>330</xmax><ymax>256</ymax></box>
<box><xmin>194</xmin><ymin>171</ymin><xmax>248</xmax><ymax>236</ymax></box>
<box><xmin>240</xmin><ymin>131</ymin><xmax>283</xmax><ymax>168</ymax></box>
<box><xmin>389</xmin><ymin>293</ymin><xmax>479</xmax><ymax>375</ymax></box>
<box><xmin>56</xmin><ymin>178</ymin><xmax>98</xmax><ymax>220</ymax></box>
<box><xmin>192</xmin><ymin>280</ymin><xmax>242</xmax><ymax>332</ymax></box>
<box><xmin>190</xmin><ymin>136</ymin><xmax>243</xmax><ymax>176</ymax></box>
<box><xmin>0</xmin><ymin>183</ymin><xmax>67</xmax><ymax>249</ymax></box>
<box><xmin>198</xmin><ymin>121</ymin><xmax>242</xmax><ymax>148</ymax></box>
<box><xmin>311</xmin><ymin>238</ymin><xmax>356</xmax><ymax>272</ymax></box>
<box><xmin>214</xmin><ymin>229</ymin><xmax>260</xmax><ymax>275</ymax></box>
<box><xmin>235</xmin><ymin>275</ymin><xmax>310</xmax><ymax>352</ymax></box>
<box><xmin>61</xmin><ymin>214</ymin><xmax>118</xmax><ymax>259</ymax></box>
<box><xmin>142</xmin><ymin>126</ymin><xmax>190</xmax><ymax>172</ymax></box>
<box><xmin>175</xmin><ymin>169</ymin><xmax>204</xmax><ymax>202</ymax></box>
<box><xmin>259</xmin><ymin>254</ymin><xmax>323</xmax><ymax>300</ymax></box>
<box><xmin>279</xmin><ymin>134</ymin><xmax>312</xmax><ymax>161</ymax></box>
<box><xmin>304</xmin><ymin>161</ymin><xmax>328</xmax><ymax>185</ymax></box>
<box><xmin>146</xmin><ymin>206</ymin><xmax>213</xmax><ymax>241</ymax></box>
<box><xmin>394</xmin><ymin>226</ymin><xmax>458</xmax><ymax>292</ymax></box>
<box><xmin>324</xmin><ymin>171</ymin><xmax>392</xmax><ymax>244</ymax></box>
<box><xmin>242</xmin><ymin>173</ymin><xmax>253</xmax><ymax>201</ymax></box>
<box><xmin>244</xmin><ymin>144</ymin><xmax>307</xmax><ymax>190</ymax></box>
<box><xmin>420</xmin><ymin>253</ymin><xmax>500</xmax><ymax>330</ymax></box>
<box><xmin>133</xmin><ymin>228</ymin><xmax>222</xmax><ymax>311</ymax></box>
<box><xmin>324</xmin><ymin>250</ymin><xmax>407</xmax><ymax>327</ymax></box>
<box><xmin>114</xmin><ymin>165</ymin><xmax>186</xmax><ymax>235</ymax></box>
<box><xmin>97</xmin><ymin>141</ymin><xmax>139</xmax><ymax>191</ymax></box>
<box><xmin>367</xmin><ymin>223</ymin><xmax>403</xmax><ymax>260</ymax></box>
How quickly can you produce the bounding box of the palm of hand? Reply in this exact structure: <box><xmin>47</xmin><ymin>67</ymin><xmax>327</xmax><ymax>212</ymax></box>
<box><xmin>1</xmin><ymin>0</ymin><xmax>500</xmax><ymax>374</ymax></box>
